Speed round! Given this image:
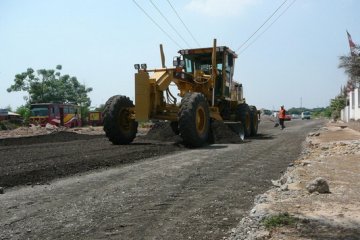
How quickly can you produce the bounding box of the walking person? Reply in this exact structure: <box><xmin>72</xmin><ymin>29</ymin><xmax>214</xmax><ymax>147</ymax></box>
<box><xmin>278</xmin><ymin>105</ymin><xmax>286</xmax><ymax>130</ymax></box>
<box><xmin>273</xmin><ymin>111</ymin><xmax>280</xmax><ymax>127</ymax></box>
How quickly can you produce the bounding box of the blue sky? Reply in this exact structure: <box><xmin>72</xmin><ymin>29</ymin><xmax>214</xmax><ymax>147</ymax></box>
<box><xmin>1</xmin><ymin>0</ymin><xmax>359</xmax><ymax>111</ymax></box>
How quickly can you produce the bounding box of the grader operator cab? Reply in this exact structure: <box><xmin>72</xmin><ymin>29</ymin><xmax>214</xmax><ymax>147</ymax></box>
<box><xmin>103</xmin><ymin>39</ymin><xmax>259</xmax><ymax>147</ymax></box>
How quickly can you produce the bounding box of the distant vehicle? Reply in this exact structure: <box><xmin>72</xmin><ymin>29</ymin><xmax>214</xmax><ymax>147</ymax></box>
<box><xmin>291</xmin><ymin>114</ymin><xmax>300</xmax><ymax>119</ymax></box>
<box><xmin>301</xmin><ymin>111</ymin><xmax>311</xmax><ymax>120</ymax></box>
<box><xmin>285</xmin><ymin>114</ymin><xmax>292</xmax><ymax>121</ymax></box>
<box><xmin>262</xmin><ymin>109</ymin><xmax>272</xmax><ymax>116</ymax></box>
<box><xmin>30</xmin><ymin>103</ymin><xmax>81</xmax><ymax>127</ymax></box>
<box><xmin>88</xmin><ymin>111</ymin><xmax>103</xmax><ymax>126</ymax></box>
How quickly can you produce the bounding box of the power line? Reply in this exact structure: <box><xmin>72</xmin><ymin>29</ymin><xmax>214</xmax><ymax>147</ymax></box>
<box><xmin>166</xmin><ymin>0</ymin><xmax>201</xmax><ymax>47</ymax></box>
<box><xmin>132</xmin><ymin>0</ymin><xmax>182</xmax><ymax>49</ymax></box>
<box><xmin>236</xmin><ymin>0</ymin><xmax>288</xmax><ymax>52</ymax></box>
<box><xmin>150</xmin><ymin>0</ymin><xmax>191</xmax><ymax>48</ymax></box>
<box><xmin>238</xmin><ymin>0</ymin><xmax>297</xmax><ymax>55</ymax></box>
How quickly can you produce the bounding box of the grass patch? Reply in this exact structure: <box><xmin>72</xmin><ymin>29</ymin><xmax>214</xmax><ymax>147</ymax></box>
<box><xmin>262</xmin><ymin>212</ymin><xmax>298</xmax><ymax>229</ymax></box>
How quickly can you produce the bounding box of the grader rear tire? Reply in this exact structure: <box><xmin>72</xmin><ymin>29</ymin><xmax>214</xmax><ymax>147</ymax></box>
<box><xmin>249</xmin><ymin>105</ymin><xmax>259</xmax><ymax>136</ymax></box>
<box><xmin>103</xmin><ymin>95</ymin><xmax>138</xmax><ymax>145</ymax></box>
<box><xmin>178</xmin><ymin>93</ymin><xmax>210</xmax><ymax>147</ymax></box>
<box><xmin>237</xmin><ymin>104</ymin><xmax>251</xmax><ymax>137</ymax></box>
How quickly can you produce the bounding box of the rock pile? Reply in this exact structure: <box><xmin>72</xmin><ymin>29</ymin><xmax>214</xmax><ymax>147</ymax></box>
<box><xmin>306</xmin><ymin>177</ymin><xmax>330</xmax><ymax>193</ymax></box>
<box><xmin>304</xmin><ymin>139</ymin><xmax>360</xmax><ymax>159</ymax></box>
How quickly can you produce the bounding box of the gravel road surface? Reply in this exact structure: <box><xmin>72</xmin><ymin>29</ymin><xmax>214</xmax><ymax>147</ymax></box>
<box><xmin>0</xmin><ymin>119</ymin><xmax>324</xmax><ymax>239</ymax></box>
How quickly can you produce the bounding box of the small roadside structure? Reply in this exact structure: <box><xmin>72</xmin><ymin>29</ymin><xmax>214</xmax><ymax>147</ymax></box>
<box><xmin>0</xmin><ymin>109</ymin><xmax>22</xmax><ymax>122</ymax></box>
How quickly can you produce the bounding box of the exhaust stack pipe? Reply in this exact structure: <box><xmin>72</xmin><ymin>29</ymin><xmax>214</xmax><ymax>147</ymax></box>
<box><xmin>160</xmin><ymin>44</ymin><xmax>166</xmax><ymax>68</ymax></box>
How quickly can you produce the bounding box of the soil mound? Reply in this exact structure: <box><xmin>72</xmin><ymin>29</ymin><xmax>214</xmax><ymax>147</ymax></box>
<box><xmin>0</xmin><ymin>131</ymin><xmax>103</xmax><ymax>146</ymax></box>
<box><xmin>140</xmin><ymin>121</ymin><xmax>243</xmax><ymax>144</ymax></box>
<box><xmin>140</xmin><ymin>122</ymin><xmax>182</xmax><ymax>142</ymax></box>
<box><xmin>210</xmin><ymin>120</ymin><xmax>244</xmax><ymax>144</ymax></box>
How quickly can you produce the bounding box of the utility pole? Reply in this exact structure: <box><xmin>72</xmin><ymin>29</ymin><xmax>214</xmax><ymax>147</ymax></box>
<box><xmin>300</xmin><ymin>97</ymin><xmax>302</xmax><ymax>109</ymax></box>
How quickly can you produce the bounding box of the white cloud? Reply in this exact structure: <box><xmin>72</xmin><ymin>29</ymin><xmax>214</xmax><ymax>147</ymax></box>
<box><xmin>185</xmin><ymin>0</ymin><xmax>260</xmax><ymax>17</ymax></box>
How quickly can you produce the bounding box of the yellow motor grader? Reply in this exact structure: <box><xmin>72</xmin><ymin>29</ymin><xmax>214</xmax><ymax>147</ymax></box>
<box><xmin>103</xmin><ymin>39</ymin><xmax>259</xmax><ymax>147</ymax></box>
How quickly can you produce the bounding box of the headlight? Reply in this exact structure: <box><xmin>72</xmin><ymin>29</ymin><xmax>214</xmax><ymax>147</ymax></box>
<box><xmin>141</xmin><ymin>63</ymin><xmax>147</xmax><ymax>70</ymax></box>
<box><xmin>134</xmin><ymin>64</ymin><xmax>140</xmax><ymax>70</ymax></box>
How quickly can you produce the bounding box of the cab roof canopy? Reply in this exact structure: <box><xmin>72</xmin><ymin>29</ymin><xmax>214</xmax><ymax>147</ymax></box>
<box><xmin>178</xmin><ymin>46</ymin><xmax>238</xmax><ymax>58</ymax></box>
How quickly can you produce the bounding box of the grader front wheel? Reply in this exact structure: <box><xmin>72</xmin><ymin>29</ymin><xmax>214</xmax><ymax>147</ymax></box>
<box><xmin>178</xmin><ymin>93</ymin><xmax>210</xmax><ymax>147</ymax></box>
<box><xmin>103</xmin><ymin>95</ymin><xmax>138</xmax><ymax>145</ymax></box>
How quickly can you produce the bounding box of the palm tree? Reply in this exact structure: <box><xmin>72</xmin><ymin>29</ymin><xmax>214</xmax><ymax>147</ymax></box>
<box><xmin>338</xmin><ymin>45</ymin><xmax>360</xmax><ymax>87</ymax></box>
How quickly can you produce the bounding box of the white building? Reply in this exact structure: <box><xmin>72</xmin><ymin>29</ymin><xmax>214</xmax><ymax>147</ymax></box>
<box><xmin>341</xmin><ymin>87</ymin><xmax>360</xmax><ymax>122</ymax></box>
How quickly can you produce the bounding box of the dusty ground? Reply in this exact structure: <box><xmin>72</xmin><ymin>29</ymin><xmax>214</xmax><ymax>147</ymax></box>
<box><xmin>2</xmin><ymin>119</ymin><xmax>359</xmax><ymax>239</ymax></box>
<box><xmin>0</xmin><ymin>123</ymin><xmax>183</xmax><ymax>188</ymax></box>
<box><xmin>0</xmin><ymin>121</ymin><xmax>244</xmax><ymax>188</ymax></box>
<box><xmin>0</xmin><ymin>119</ymin><xmax>322</xmax><ymax>239</ymax></box>
<box><xmin>229</xmin><ymin>121</ymin><xmax>360</xmax><ymax>240</ymax></box>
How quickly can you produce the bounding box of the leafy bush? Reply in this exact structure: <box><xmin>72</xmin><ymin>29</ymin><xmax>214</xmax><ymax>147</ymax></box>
<box><xmin>262</xmin><ymin>212</ymin><xmax>298</xmax><ymax>229</ymax></box>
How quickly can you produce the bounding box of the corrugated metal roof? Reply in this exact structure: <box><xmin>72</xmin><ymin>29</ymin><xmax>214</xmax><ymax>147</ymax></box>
<box><xmin>0</xmin><ymin>110</ymin><xmax>20</xmax><ymax>116</ymax></box>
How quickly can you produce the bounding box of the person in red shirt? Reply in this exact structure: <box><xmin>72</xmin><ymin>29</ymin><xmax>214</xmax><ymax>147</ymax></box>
<box><xmin>278</xmin><ymin>105</ymin><xmax>286</xmax><ymax>130</ymax></box>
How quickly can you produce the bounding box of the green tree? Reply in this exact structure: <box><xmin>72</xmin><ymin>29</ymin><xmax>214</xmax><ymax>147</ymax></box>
<box><xmin>329</xmin><ymin>94</ymin><xmax>346</xmax><ymax>120</ymax></box>
<box><xmin>95</xmin><ymin>104</ymin><xmax>105</xmax><ymax>112</ymax></box>
<box><xmin>311</xmin><ymin>107</ymin><xmax>331</xmax><ymax>118</ymax></box>
<box><xmin>7</xmin><ymin>65</ymin><xmax>93</xmax><ymax>108</ymax></box>
<box><xmin>322</xmin><ymin>107</ymin><xmax>332</xmax><ymax>118</ymax></box>
<box><xmin>16</xmin><ymin>105</ymin><xmax>31</xmax><ymax>124</ymax></box>
<box><xmin>4</xmin><ymin>105</ymin><xmax>12</xmax><ymax>112</ymax></box>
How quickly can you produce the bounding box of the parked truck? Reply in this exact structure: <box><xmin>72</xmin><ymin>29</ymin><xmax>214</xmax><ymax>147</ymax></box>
<box><xmin>88</xmin><ymin>111</ymin><xmax>103</xmax><ymax>126</ymax></box>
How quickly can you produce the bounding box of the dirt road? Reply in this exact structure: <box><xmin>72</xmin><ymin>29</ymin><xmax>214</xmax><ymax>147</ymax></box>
<box><xmin>0</xmin><ymin>119</ymin><xmax>324</xmax><ymax>240</ymax></box>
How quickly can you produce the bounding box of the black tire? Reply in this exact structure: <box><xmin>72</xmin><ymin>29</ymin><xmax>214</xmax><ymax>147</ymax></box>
<box><xmin>103</xmin><ymin>95</ymin><xmax>138</xmax><ymax>145</ymax></box>
<box><xmin>178</xmin><ymin>92</ymin><xmax>210</xmax><ymax>147</ymax></box>
<box><xmin>237</xmin><ymin>104</ymin><xmax>251</xmax><ymax>137</ymax></box>
<box><xmin>170</xmin><ymin>121</ymin><xmax>180</xmax><ymax>135</ymax></box>
<box><xmin>249</xmin><ymin>105</ymin><xmax>259</xmax><ymax>136</ymax></box>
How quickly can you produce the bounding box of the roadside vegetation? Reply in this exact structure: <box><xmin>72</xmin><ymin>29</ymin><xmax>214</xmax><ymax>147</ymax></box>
<box><xmin>287</xmin><ymin>107</ymin><xmax>332</xmax><ymax>118</ymax></box>
<box><xmin>262</xmin><ymin>212</ymin><xmax>298</xmax><ymax>229</ymax></box>
<box><xmin>334</xmin><ymin>44</ymin><xmax>360</xmax><ymax>120</ymax></box>
<box><xmin>6</xmin><ymin>65</ymin><xmax>93</xmax><ymax>125</ymax></box>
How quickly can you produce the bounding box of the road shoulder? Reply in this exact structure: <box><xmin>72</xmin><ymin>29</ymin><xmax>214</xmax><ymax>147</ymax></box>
<box><xmin>228</xmin><ymin>121</ymin><xmax>360</xmax><ymax>240</ymax></box>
